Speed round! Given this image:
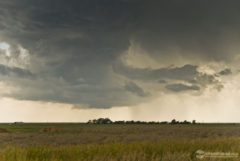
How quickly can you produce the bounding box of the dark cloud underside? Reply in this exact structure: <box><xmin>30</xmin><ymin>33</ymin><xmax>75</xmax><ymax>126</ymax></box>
<box><xmin>0</xmin><ymin>0</ymin><xmax>238</xmax><ymax>108</ymax></box>
<box><xmin>219</xmin><ymin>68</ymin><xmax>232</xmax><ymax>76</ymax></box>
<box><xmin>165</xmin><ymin>84</ymin><xmax>200</xmax><ymax>92</ymax></box>
<box><xmin>124</xmin><ymin>81</ymin><xmax>149</xmax><ymax>97</ymax></box>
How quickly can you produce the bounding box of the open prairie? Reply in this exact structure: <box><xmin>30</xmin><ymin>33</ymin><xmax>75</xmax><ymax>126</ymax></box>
<box><xmin>1</xmin><ymin>123</ymin><xmax>240</xmax><ymax>145</ymax></box>
<box><xmin>0</xmin><ymin>123</ymin><xmax>240</xmax><ymax>160</ymax></box>
<box><xmin>1</xmin><ymin>0</ymin><xmax>240</xmax><ymax>160</ymax></box>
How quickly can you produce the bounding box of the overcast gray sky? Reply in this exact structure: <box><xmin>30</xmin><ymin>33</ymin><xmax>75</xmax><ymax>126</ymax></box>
<box><xmin>0</xmin><ymin>0</ymin><xmax>240</xmax><ymax>122</ymax></box>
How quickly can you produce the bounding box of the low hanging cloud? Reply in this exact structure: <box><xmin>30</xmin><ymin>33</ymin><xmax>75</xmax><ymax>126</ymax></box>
<box><xmin>113</xmin><ymin>63</ymin><xmax>198</xmax><ymax>82</ymax></box>
<box><xmin>113</xmin><ymin>62</ymin><xmax>222</xmax><ymax>92</ymax></box>
<box><xmin>0</xmin><ymin>0</ymin><xmax>238</xmax><ymax>109</ymax></box>
<box><xmin>124</xmin><ymin>81</ymin><xmax>149</xmax><ymax>97</ymax></box>
<box><xmin>218</xmin><ymin>68</ymin><xmax>232</xmax><ymax>76</ymax></box>
<box><xmin>159</xmin><ymin>80</ymin><xmax>167</xmax><ymax>84</ymax></box>
<box><xmin>165</xmin><ymin>84</ymin><xmax>200</xmax><ymax>92</ymax></box>
<box><xmin>0</xmin><ymin>64</ymin><xmax>33</xmax><ymax>78</ymax></box>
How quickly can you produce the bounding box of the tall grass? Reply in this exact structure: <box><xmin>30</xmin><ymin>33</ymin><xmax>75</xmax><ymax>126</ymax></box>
<box><xmin>1</xmin><ymin>138</ymin><xmax>240</xmax><ymax>161</ymax></box>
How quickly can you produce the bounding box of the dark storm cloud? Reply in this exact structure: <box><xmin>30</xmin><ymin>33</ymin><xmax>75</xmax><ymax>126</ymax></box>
<box><xmin>113</xmin><ymin>62</ymin><xmax>221</xmax><ymax>89</ymax></box>
<box><xmin>130</xmin><ymin>1</ymin><xmax>240</xmax><ymax>63</ymax></box>
<box><xmin>0</xmin><ymin>64</ymin><xmax>33</xmax><ymax>78</ymax></box>
<box><xmin>0</xmin><ymin>0</ymin><xmax>136</xmax><ymax>108</ymax></box>
<box><xmin>124</xmin><ymin>81</ymin><xmax>149</xmax><ymax>97</ymax></box>
<box><xmin>218</xmin><ymin>68</ymin><xmax>232</xmax><ymax>76</ymax></box>
<box><xmin>165</xmin><ymin>84</ymin><xmax>200</xmax><ymax>92</ymax></box>
<box><xmin>113</xmin><ymin>63</ymin><xmax>198</xmax><ymax>81</ymax></box>
<box><xmin>0</xmin><ymin>0</ymin><xmax>238</xmax><ymax>108</ymax></box>
<box><xmin>159</xmin><ymin>80</ymin><xmax>167</xmax><ymax>84</ymax></box>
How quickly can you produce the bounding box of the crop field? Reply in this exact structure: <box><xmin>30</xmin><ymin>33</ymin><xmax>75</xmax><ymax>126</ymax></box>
<box><xmin>0</xmin><ymin>123</ymin><xmax>240</xmax><ymax>160</ymax></box>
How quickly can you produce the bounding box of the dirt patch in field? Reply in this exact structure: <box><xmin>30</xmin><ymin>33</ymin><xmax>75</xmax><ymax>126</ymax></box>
<box><xmin>40</xmin><ymin>126</ymin><xmax>59</xmax><ymax>133</ymax></box>
<box><xmin>0</xmin><ymin>128</ymin><xmax>9</xmax><ymax>133</ymax></box>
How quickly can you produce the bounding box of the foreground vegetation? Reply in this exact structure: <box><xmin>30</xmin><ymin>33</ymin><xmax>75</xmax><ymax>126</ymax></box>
<box><xmin>1</xmin><ymin>138</ymin><xmax>240</xmax><ymax>161</ymax></box>
<box><xmin>1</xmin><ymin>123</ymin><xmax>240</xmax><ymax>160</ymax></box>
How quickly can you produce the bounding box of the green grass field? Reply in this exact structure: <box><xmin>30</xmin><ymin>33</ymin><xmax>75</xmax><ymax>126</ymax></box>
<box><xmin>1</xmin><ymin>123</ymin><xmax>240</xmax><ymax>160</ymax></box>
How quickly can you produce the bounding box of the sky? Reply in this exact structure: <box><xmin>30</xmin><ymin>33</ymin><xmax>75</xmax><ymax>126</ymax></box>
<box><xmin>0</xmin><ymin>0</ymin><xmax>240</xmax><ymax>122</ymax></box>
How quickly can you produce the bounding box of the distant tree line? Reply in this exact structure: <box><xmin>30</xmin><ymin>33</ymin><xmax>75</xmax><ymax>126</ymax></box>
<box><xmin>87</xmin><ymin>118</ymin><xmax>197</xmax><ymax>125</ymax></box>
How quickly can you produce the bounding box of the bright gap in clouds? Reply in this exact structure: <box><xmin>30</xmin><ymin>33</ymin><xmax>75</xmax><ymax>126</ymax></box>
<box><xmin>0</xmin><ymin>98</ymin><xmax>132</xmax><ymax>122</ymax></box>
<box><xmin>0</xmin><ymin>42</ymin><xmax>10</xmax><ymax>50</ymax></box>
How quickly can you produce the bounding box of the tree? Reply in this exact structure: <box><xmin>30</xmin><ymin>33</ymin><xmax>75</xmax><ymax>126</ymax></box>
<box><xmin>182</xmin><ymin>120</ymin><xmax>191</xmax><ymax>124</ymax></box>
<box><xmin>171</xmin><ymin>119</ymin><xmax>177</xmax><ymax>124</ymax></box>
<box><xmin>89</xmin><ymin>118</ymin><xmax>112</xmax><ymax>124</ymax></box>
